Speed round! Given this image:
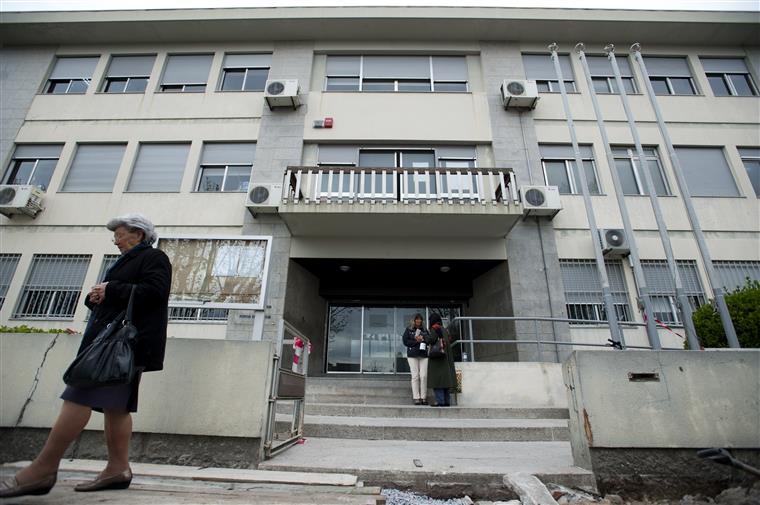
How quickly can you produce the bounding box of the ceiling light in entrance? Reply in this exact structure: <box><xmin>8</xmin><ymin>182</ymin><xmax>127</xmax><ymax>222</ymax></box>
<box><xmin>440</xmin><ymin>266</ymin><xmax>450</xmax><ymax>273</ymax></box>
<box><xmin>339</xmin><ymin>265</ymin><xmax>351</xmax><ymax>272</ymax></box>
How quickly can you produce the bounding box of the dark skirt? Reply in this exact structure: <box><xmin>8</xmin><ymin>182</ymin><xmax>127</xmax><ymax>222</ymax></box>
<box><xmin>60</xmin><ymin>372</ymin><xmax>142</xmax><ymax>413</ymax></box>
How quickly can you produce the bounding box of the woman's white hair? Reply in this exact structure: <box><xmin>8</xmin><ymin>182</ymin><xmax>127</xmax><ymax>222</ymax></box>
<box><xmin>106</xmin><ymin>213</ymin><xmax>158</xmax><ymax>245</ymax></box>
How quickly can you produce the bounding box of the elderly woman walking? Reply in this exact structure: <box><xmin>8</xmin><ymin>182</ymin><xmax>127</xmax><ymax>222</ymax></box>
<box><xmin>427</xmin><ymin>313</ymin><xmax>457</xmax><ymax>407</ymax></box>
<box><xmin>0</xmin><ymin>213</ymin><xmax>171</xmax><ymax>498</ymax></box>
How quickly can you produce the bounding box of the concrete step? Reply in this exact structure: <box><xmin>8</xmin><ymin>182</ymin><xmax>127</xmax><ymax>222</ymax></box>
<box><xmin>306</xmin><ymin>393</ymin><xmax>413</xmax><ymax>405</ymax></box>
<box><xmin>292</xmin><ymin>415</ymin><xmax>569</xmax><ymax>442</ymax></box>
<box><xmin>259</xmin><ymin>438</ymin><xmax>597</xmax><ymax>500</ymax></box>
<box><xmin>303</xmin><ymin>403</ymin><xmax>569</xmax><ymax>420</ymax></box>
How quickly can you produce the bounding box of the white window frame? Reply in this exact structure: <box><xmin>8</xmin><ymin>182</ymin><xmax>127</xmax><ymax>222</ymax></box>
<box><xmin>644</xmin><ymin>56</ymin><xmax>697</xmax><ymax>96</ymax></box>
<box><xmin>738</xmin><ymin>148</ymin><xmax>760</xmax><ymax>197</ymax></box>
<box><xmin>701</xmin><ymin>58</ymin><xmax>759</xmax><ymax>97</ymax></box>
<box><xmin>156</xmin><ymin>235</ymin><xmax>273</xmax><ymax>311</ymax></box>
<box><xmin>101</xmin><ymin>55</ymin><xmax>155</xmax><ymax>94</ymax></box>
<box><xmin>12</xmin><ymin>254</ymin><xmax>91</xmax><ymax>320</ymax></box>
<box><xmin>44</xmin><ymin>56</ymin><xmax>99</xmax><ymax>95</ymax></box>
<box><xmin>0</xmin><ymin>253</ymin><xmax>22</xmax><ymax>310</ymax></box>
<box><xmin>219</xmin><ymin>54</ymin><xmax>271</xmax><ymax>92</ymax></box>
<box><xmin>196</xmin><ymin>163</ymin><xmax>251</xmax><ymax>192</ymax></box>
<box><xmin>2</xmin><ymin>145</ymin><xmax>62</xmax><ymax>191</ymax></box>
<box><xmin>613</xmin><ymin>147</ymin><xmax>670</xmax><ymax>196</ymax></box>
<box><xmin>541</xmin><ymin>157</ymin><xmax>600</xmax><ymax>195</ymax></box>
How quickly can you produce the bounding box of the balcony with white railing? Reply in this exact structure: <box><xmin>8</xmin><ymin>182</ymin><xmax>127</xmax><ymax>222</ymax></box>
<box><xmin>277</xmin><ymin>166</ymin><xmax>524</xmax><ymax>238</ymax></box>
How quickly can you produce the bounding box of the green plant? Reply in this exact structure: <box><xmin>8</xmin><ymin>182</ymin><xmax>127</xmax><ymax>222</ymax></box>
<box><xmin>0</xmin><ymin>325</ymin><xmax>74</xmax><ymax>334</ymax></box>
<box><xmin>692</xmin><ymin>279</ymin><xmax>760</xmax><ymax>348</ymax></box>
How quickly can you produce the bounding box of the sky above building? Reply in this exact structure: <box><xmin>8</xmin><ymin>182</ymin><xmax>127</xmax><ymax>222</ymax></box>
<box><xmin>1</xmin><ymin>0</ymin><xmax>758</xmax><ymax>11</ymax></box>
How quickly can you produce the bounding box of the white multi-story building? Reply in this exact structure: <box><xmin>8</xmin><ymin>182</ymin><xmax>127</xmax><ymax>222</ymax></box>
<box><xmin>1</xmin><ymin>7</ymin><xmax>758</xmax><ymax>377</ymax></box>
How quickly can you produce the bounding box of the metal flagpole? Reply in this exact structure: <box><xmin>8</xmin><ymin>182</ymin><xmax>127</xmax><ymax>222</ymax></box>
<box><xmin>575</xmin><ymin>43</ymin><xmax>661</xmax><ymax>350</ymax></box>
<box><xmin>630</xmin><ymin>43</ymin><xmax>740</xmax><ymax>348</ymax></box>
<box><xmin>548</xmin><ymin>42</ymin><xmax>625</xmax><ymax>349</ymax></box>
<box><xmin>605</xmin><ymin>44</ymin><xmax>700</xmax><ymax>350</ymax></box>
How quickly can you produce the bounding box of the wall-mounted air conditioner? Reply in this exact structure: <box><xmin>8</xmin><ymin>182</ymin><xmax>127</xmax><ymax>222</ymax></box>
<box><xmin>246</xmin><ymin>183</ymin><xmax>283</xmax><ymax>217</ymax></box>
<box><xmin>600</xmin><ymin>228</ymin><xmax>630</xmax><ymax>257</ymax></box>
<box><xmin>0</xmin><ymin>185</ymin><xmax>44</xmax><ymax>218</ymax></box>
<box><xmin>520</xmin><ymin>185</ymin><xmax>561</xmax><ymax>219</ymax></box>
<box><xmin>501</xmin><ymin>79</ymin><xmax>539</xmax><ymax>110</ymax></box>
<box><xmin>264</xmin><ymin>79</ymin><xmax>300</xmax><ymax>110</ymax></box>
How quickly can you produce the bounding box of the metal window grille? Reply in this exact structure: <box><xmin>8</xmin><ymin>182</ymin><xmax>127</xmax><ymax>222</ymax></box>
<box><xmin>96</xmin><ymin>255</ymin><xmax>120</xmax><ymax>282</ymax></box>
<box><xmin>560</xmin><ymin>259</ymin><xmax>632</xmax><ymax>324</ymax></box>
<box><xmin>13</xmin><ymin>254</ymin><xmax>91</xmax><ymax>319</ymax></box>
<box><xmin>168</xmin><ymin>307</ymin><xmax>229</xmax><ymax>321</ymax></box>
<box><xmin>641</xmin><ymin>260</ymin><xmax>705</xmax><ymax>325</ymax></box>
<box><xmin>0</xmin><ymin>254</ymin><xmax>22</xmax><ymax>310</ymax></box>
<box><xmin>713</xmin><ymin>260</ymin><xmax>760</xmax><ymax>291</ymax></box>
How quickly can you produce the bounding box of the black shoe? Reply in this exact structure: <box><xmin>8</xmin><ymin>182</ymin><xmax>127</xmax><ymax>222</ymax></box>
<box><xmin>414</xmin><ymin>399</ymin><xmax>422</xmax><ymax>405</ymax></box>
<box><xmin>420</xmin><ymin>399</ymin><xmax>428</xmax><ymax>405</ymax></box>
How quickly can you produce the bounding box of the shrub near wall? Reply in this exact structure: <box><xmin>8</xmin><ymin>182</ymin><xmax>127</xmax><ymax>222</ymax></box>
<box><xmin>692</xmin><ymin>280</ymin><xmax>760</xmax><ymax>348</ymax></box>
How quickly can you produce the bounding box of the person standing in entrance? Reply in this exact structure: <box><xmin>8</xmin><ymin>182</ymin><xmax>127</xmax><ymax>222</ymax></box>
<box><xmin>427</xmin><ymin>313</ymin><xmax>457</xmax><ymax>407</ymax></box>
<box><xmin>0</xmin><ymin>214</ymin><xmax>171</xmax><ymax>499</ymax></box>
<box><xmin>402</xmin><ymin>313</ymin><xmax>433</xmax><ymax>405</ymax></box>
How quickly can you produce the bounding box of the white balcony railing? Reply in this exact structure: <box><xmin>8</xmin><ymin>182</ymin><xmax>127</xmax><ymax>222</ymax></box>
<box><xmin>283</xmin><ymin>166</ymin><xmax>519</xmax><ymax>206</ymax></box>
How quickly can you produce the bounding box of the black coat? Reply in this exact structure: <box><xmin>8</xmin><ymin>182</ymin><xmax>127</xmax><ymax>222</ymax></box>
<box><xmin>402</xmin><ymin>325</ymin><xmax>434</xmax><ymax>358</ymax></box>
<box><xmin>80</xmin><ymin>245</ymin><xmax>172</xmax><ymax>372</ymax></box>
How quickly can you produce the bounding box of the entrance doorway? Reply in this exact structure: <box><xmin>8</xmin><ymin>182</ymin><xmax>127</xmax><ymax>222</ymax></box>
<box><xmin>325</xmin><ymin>305</ymin><xmax>461</xmax><ymax>374</ymax></box>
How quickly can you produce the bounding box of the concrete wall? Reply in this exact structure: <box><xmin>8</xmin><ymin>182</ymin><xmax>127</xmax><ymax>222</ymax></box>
<box><xmin>0</xmin><ymin>333</ymin><xmax>275</xmax><ymax>464</ymax></box>
<box><xmin>283</xmin><ymin>259</ymin><xmax>327</xmax><ymax>375</ymax></box>
<box><xmin>468</xmin><ymin>261</ymin><xmax>518</xmax><ymax>362</ymax></box>
<box><xmin>563</xmin><ymin>350</ymin><xmax>760</xmax><ymax>496</ymax></box>
<box><xmin>455</xmin><ymin>362</ymin><xmax>567</xmax><ymax>408</ymax></box>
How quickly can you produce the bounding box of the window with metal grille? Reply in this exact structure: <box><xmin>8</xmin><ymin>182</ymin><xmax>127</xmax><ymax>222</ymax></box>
<box><xmin>0</xmin><ymin>254</ymin><xmax>22</xmax><ymax>310</ymax></box>
<box><xmin>522</xmin><ymin>53</ymin><xmax>577</xmax><ymax>93</ymax></box>
<box><xmin>3</xmin><ymin>145</ymin><xmax>63</xmax><ymax>191</ymax></box>
<box><xmin>169</xmin><ymin>307</ymin><xmax>229</xmax><ymax>321</ymax></box>
<box><xmin>325</xmin><ymin>55</ymin><xmax>468</xmax><ymax>92</ymax></box>
<box><xmin>641</xmin><ymin>260</ymin><xmax>705</xmax><ymax>325</ymax></box>
<box><xmin>96</xmin><ymin>255</ymin><xmax>120</xmax><ymax>282</ymax></box>
<box><xmin>560</xmin><ymin>259</ymin><xmax>632</xmax><ymax>324</ymax></box>
<box><xmin>713</xmin><ymin>260</ymin><xmax>760</xmax><ymax>291</ymax></box>
<box><xmin>13</xmin><ymin>254</ymin><xmax>91</xmax><ymax>319</ymax></box>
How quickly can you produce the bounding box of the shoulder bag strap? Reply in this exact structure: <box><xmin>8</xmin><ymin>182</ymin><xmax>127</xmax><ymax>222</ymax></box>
<box><xmin>123</xmin><ymin>285</ymin><xmax>137</xmax><ymax>324</ymax></box>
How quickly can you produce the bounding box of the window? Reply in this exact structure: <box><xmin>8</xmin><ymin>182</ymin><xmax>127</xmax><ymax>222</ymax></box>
<box><xmin>586</xmin><ymin>55</ymin><xmax>637</xmax><ymax>94</ymax></box>
<box><xmin>713</xmin><ymin>260</ymin><xmax>760</xmax><ymax>291</ymax></box>
<box><xmin>701</xmin><ymin>58</ymin><xmax>758</xmax><ymax>97</ymax></box>
<box><xmin>540</xmin><ymin>145</ymin><xmax>600</xmax><ymax>195</ymax></box>
<box><xmin>641</xmin><ymin>260</ymin><xmax>705</xmax><ymax>325</ymax></box>
<box><xmin>0</xmin><ymin>254</ymin><xmax>22</xmax><ymax>310</ymax></box>
<box><xmin>61</xmin><ymin>144</ymin><xmax>126</xmax><ymax>192</ymax></box>
<box><xmin>675</xmin><ymin>147</ymin><xmax>739</xmax><ymax>197</ymax></box>
<box><xmin>220</xmin><ymin>53</ymin><xmax>271</xmax><ymax>91</ymax></box>
<box><xmin>612</xmin><ymin>146</ymin><xmax>670</xmax><ymax>196</ymax></box>
<box><xmin>127</xmin><ymin>143</ymin><xmax>190</xmax><ymax>192</ymax></box>
<box><xmin>197</xmin><ymin>143</ymin><xmax>256</xmax><ymax>192</ymax></box>
<box><xmin>560</xmin><ymin>259</ymin><xmax>632</xmax><ymax>324</ymax></box>
<box><xmin>522</xmin><ymin>54</ymin><xmax>577</xmax><ymax>92</ymax></box>
<box><xmin>96</xmin><ymin>255</ymin><xmax>120</xmax><ymax>282</ymax></box>
<box><xmin>159</xmin><ymin>54</ymin><xmax>213</xmax><ymax>93</ymax></box>
<box><xmin>45</xmin><ymin>56</ymin><xmax>99</xmax><ymax>94</ymax></box>
<box><xmin>324</xmin><ymin>55</ymin><xmax>468</xmax><ymax>92</ymax></box>
<box><xmin>3</xmin><ymin>145</ymin><xmax>62</xmax><ymax>191</ymax></box>
<box><xmin>738</xmin><ymin>147</ymin><xmax>760</xmax><ymax>197</ymax></box>
<box><xmin>102</xmin><ymin>55</ymin><xmax>155</xmax><ymax>93</ymax></box>
<box><xmin>169</xmin><ymin>307</ymin><xmax>229</xmax><ymax>322</ymax></box>
<box><xmin>13</xmin><ymin>254</ymin><xmax>91</xmax><ymax>319</ymax></box>
<box><xmin>642</xmin><ymin>56</ymin><xmax>696</xmax><ymax>95</ymax></box>
<box><xmin>157</xmin><ymin>237</ymin><xmax>270</xmax><ymax>310</ymax></box>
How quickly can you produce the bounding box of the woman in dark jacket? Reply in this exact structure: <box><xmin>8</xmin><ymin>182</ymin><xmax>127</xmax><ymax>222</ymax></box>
<box><xmin>402</xmin><ymin>313</ymin><xmax>434</xmax><ymax>405</ymax></box>
<box><xmin>427</xmin><ymin>313</ymin><xmax>457</xmax><ymax>407</ymax></box>
<box><xmin>0</xmin><ymin>214</ymin><xmax>171</xmax><ymax>499</ymax></box>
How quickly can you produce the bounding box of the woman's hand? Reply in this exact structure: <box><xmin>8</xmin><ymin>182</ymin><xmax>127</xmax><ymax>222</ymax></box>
<box><xmin>89</xmin><ymin>282</ymin><xmax>108</xmax><ymax>304</ymax></box>
<box><xmin>415</xmin><ymin>334</ymin><xmax>423</xmax><ymax>342</ymax></box>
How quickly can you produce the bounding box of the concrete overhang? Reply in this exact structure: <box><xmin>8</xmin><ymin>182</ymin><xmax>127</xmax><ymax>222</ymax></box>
<box><xmin>1</xmin><ymin>7</ymin><xmax>759</xmax><ymax>47</ymax></box>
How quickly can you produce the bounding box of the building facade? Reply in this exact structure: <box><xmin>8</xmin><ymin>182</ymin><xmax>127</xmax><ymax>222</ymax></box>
<box><xmin>1</xmin><ymin>7</ymin><xmax>759</xmax><ymax>377</ymax></box>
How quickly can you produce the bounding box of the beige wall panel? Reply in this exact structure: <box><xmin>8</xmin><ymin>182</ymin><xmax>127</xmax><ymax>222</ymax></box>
<box><xmin>290</xmin><ymin>236</ymin><xmax>507</xmax><ymax>260</ymax></box>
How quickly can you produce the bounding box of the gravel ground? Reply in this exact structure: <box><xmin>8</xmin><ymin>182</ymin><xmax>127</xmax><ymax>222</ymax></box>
<box><xmin>382</xmin><ymin>488</ymin><xmax>475</xmax><ymax>505</ymax></box>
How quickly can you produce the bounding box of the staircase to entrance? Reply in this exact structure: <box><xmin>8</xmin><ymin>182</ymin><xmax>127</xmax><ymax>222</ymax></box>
<box><xmin>259</xmin><ymin>375</ymin><xmax>596</xmax><ymax>500</ymax></box>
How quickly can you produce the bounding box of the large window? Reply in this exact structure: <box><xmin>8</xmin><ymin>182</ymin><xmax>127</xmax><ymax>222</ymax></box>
<box><xmin>127</xmin><ymin>143</ymin><xmax>190</xmax><ymax>192</ymax></box>
<box><xmin>0</xmin><ymin>254</ymin><xmax>22</xmax><ymax>310</ymax></box>
<box><xmin>13</xmin><ymin>254</ymin><xmax>91</xmax><ymax>319</ymax></box>
<box><xmin>324</xmin><ymin>55</ymin><xmax>468</xmax><ymax>92</ymax></box>
<box><xmin>522</xmin><ymin>54</ymin><xmax>576</xmax><ymax>92</ymax></box>
<box><xmin>540</xmin><ymin>144</ymin><xmax>600</xmax><ymax>195</ymax></box>
<box><xmin>61</xmin><ymin>144</ymin><xmax>126</xmax><ymax>192</ymax></box>
<box><xmin>159</xmin><ymin>54</ymin><xmax>213</xmax><ymax>93</ymax></box>
<box><xmin>701</xmin><ymin>58</ymin><xmax>758</xmax><ymax>97</ymax></box>
<box><xmin>738</xmin><ymin>147</ymin><xmax>760</xmax><ymax>197</ymax></box>
<box><xmin>675</xmin><ymin>147</ymin><xmax>739</xmax><ymax>197</ymax></box>
<box><xmin>713</xmin><ymin>260</ymin><xmax>760</xmax><ymax>291</ymax></box>
<box><xmin>196</xmin><ymin>143</ymin><xmax>256</xmax><ymax>192</ymax></box>
<box><xmin>3</xmin><ymin>145</ymin><xmax>62</xmax><ymax>191</ymax></box>
<box><xmin>612</xmin><ymin>146</ymin><xmax>670</xmax><ymax>196</ymax></box>
<box><xmin>102</xmin><ymin>55</ymin><xmax>155</xmax><ymax>93</ymax></box>
<box><xmin>642</xmin><ymin>56</ymin><xmax>696</xmax><ymax>95</ymax></box>
<box><xmin>220</xmin><ymin>53</ymin><xmax>271</xmax><ymax>91</ymax></box>
<box><xmin>157</xmin><ymin>237</ymin><xmax>271</xmax><ymax>310</ymax></box>
<box><xmin>586</xmin><ymin>55</ymin><xmax>637</xmax><ymax>94</ymax></box>
<box><xmin>560</xmin><ymin>259</ymin><xmax>632</xmax><ymax>324</ymax></box>
<box><xmin>45</xmin><ymin>56</ymin><xmax>99</xmax><ymax>94</ymax></box>
<box><xmin>641</xmin><ymin>260</ymin><xmax>705</xmax><ymax>325</ymax></box>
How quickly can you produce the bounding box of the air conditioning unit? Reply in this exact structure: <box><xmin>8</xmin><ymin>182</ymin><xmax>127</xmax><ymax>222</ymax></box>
<box><xmin>520</xmin><ymin>185</ymin><xmax>561</xmax><ymax>218</ymax></box>
<box><xmin>246</xmin><ymin>183</ymin><xmax>283</xmax><ymax>216</ymax></box>
<box><xmin>0</xmin><ymin>185</ymin><xmax>44</xmax><ymax>218</ymax></box>
<box><xmin>600</xmin><ymin>228</ymin><xmax>630</xmax><ymax>257</ymax></box>
<box><xmin>501</xmin><ymin>79</ymin><xmax>539</xmax><ymax>110</ymax></box>
<box><xmin>264</xmin><ymin>79</ymin><xmax>300</xmax><ymax>110</ymax></box>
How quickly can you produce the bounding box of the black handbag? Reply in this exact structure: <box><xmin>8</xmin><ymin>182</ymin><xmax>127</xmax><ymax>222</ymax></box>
<box><xmin>428</xmin><ymin>336</ymin><xmax>446</xmax><ymax>359</ymax></box>
<box><xmin>63</xmin><ymin>286</ymin><xmax>139</xmax><ymax>389</ymax></box>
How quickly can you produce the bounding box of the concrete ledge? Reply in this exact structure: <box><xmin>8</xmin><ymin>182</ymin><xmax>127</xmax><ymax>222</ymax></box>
<box><xmin>457</xmin><ymin>362</ymin><xmax>567</xmax><ymax>408</ymax></box>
